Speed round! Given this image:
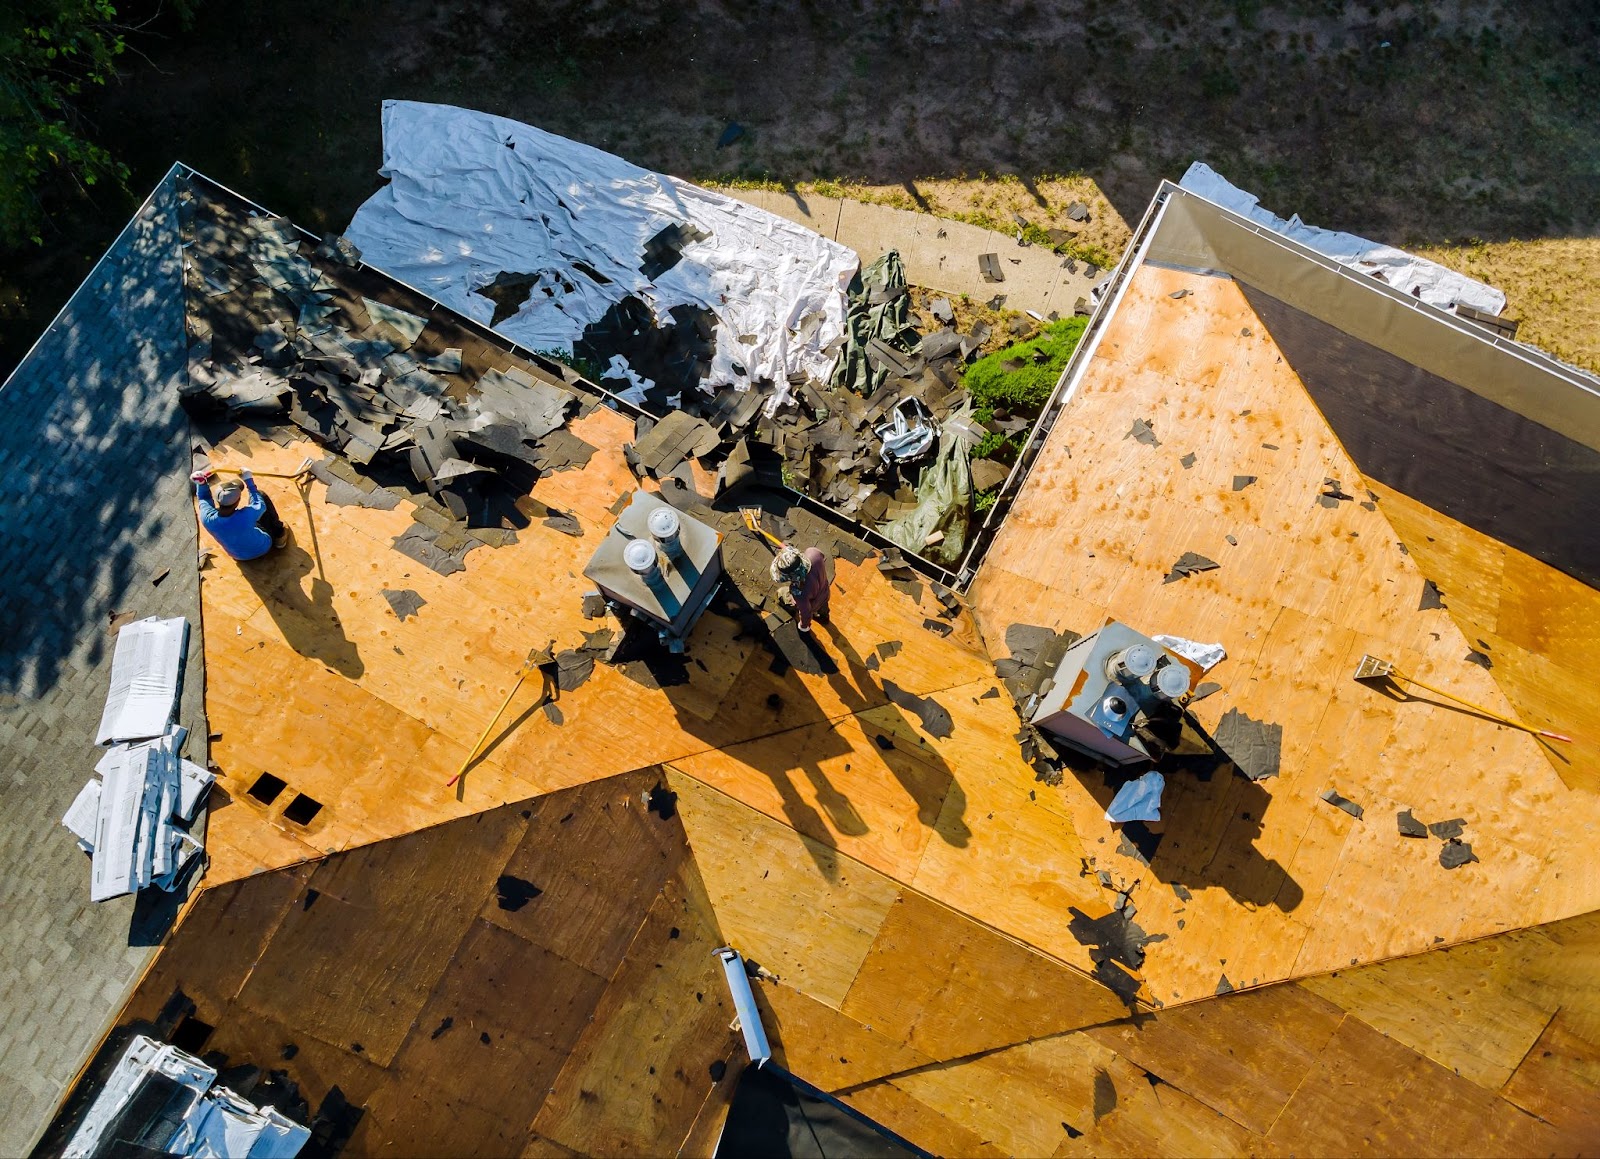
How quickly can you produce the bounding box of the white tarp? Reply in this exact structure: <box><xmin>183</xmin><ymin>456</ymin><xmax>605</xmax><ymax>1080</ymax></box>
<box><xmin>95</xmin><ymin>615</ymin><xmax>188</xmax><ymax>745</ymax></box>
<box><xmin>346</xmin><ymin>101</ymin><xmax>859</xmax><ymax>406</ymax></box>
<box><xmin>1105</xmin><ymin>770</ymin><xmax>1166</xmax><ymax>824</ymax></box>
<box><xmin>1178</xmin><ymin>163</ymin><xmax>1506</xmax><ymax>315</ymax></box>
<box><xmin>1154</xmin><ymin>634</ymin><xmax>1227</xmax><ymax>673</ymax></box>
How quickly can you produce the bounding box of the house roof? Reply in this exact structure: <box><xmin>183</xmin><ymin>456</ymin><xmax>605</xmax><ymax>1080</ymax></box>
<box><xmin>14</xmin><ymin>170</ymin><xmax>1600</xmax><ymax>1156</ymax></box>
<box><xmin>0</xmin><ymin>169</ymin><xmax>209</xmax><ymax>1156</ymax></box>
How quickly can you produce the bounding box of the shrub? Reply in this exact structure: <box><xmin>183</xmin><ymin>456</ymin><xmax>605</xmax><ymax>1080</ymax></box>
<box><xmin>962</xmin><ymin>316</ymin><xmax>1088</xmax><ymax>415</ymax></box>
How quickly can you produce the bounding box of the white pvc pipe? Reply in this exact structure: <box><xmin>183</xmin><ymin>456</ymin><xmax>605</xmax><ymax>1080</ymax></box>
<box><xmin>714</xmin><ymin>948</ymin><xmax>771</xmax><ymax>1065</ymax></box>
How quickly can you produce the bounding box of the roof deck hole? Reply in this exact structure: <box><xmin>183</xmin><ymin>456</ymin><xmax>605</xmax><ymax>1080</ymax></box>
<box><xmin>283</xmin><ymin>793</ymin><xmax>323</xmax><ymax>826</ymax></box>
<box><xmin>170</xmin><ymin>1014</ymin><xmax>215</xmax><ymax>1054</ymax></box>
<box><xmin>248</xmin><ymin>772</ymin><xmax>287</xmax><ymax>805</ymax></box>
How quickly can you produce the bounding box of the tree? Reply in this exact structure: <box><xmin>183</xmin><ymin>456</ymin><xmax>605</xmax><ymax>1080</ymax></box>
<box><xmin>0</xmin><ymin>1</ymin><xmax>128</xmax><ymax>248</ymax></box>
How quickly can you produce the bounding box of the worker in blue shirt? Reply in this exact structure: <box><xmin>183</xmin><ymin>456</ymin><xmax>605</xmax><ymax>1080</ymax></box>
<box><xmin>193</xmin><ymin>466</ymin><xmax>288</xmax><ymax>561</ymax></box>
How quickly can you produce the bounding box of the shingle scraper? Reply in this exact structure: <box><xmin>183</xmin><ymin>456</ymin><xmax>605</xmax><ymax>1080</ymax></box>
<box><xmin>1353</xmin><ymin>653</ymin><xmax>1571</xmax><ymax>742</ymax></box>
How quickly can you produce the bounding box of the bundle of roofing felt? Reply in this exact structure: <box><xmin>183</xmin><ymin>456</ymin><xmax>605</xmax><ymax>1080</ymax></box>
<box><xmin>62</xmin><ymin>616</ymin><xmax>212</xmax><ymax>902</ymax></box>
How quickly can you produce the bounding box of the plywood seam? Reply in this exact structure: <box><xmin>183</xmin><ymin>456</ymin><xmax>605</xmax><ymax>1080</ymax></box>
<box><xmin>1257</xmin><ymin>1009</ymin><xmax>1350</xmax><ymax>1140</ymax></box>
<box><xmin>827</xmin><ymin>1012</ymin><xmax>1142</xmax><ymax>1096</ymax></box>
<box><xmin>1497</xmin><ymin>1004</ymin><xmax>1561</xmax><ymax>1105</ymax></box>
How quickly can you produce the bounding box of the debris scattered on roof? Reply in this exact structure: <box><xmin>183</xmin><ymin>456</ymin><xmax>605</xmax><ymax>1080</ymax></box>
<box><xmin>1440</xmin><ymin>839</ymin><xmax>1478</xmax><ymax>869</ymax></box>
<box><xmin>494</xmin><ymin>874</ymin><xmax>543</xmax><ymax>911</ymax></box>
<box><xmin>1216</xmin><ymin>974</ymin><xmax>1235</xmax><ymax>996</ymax></box>
<box><xmin>380</xmin><ymin>588</ymin><xmax>426</xmax><ymax>621</ymax></box>
<box><xmin>1169</xmin><ymin>289</ymin><xmax>1192</xmax><ymax>300</ymax></box>
<box><xmin>1162</xmin><ymin>551</ymin><xmax>1219</xmax><ymax>584</ymax></box>
<box><xmin>1232</xmin><ymin>475</ymin><xmax>1256</xmax><ymax>491</ymax></box>
<box><xmin>1419</xmin><ymin>579</ymin><xmax>1446</xmax><ymax>610</ymax></box>
<box><xmin>1126</xmin><ymin>417</ymin><xmax>1160</xmax><ymax>446</ymax></box>
<box><xmin>1318</xmin><ymin>478</ymin><xmax>1355</xmax><ymax>507</ymax></box>
<box><xmin>1191</xmin><ymin>681</ymin><xmax>1222</xmax><ymax>702</ymax></box>
<box><xmin>1465</xmin><ymin>648</ymin><xmax>1494</xmax><ymax>669</ymax></box>
<box><xmin>1105</xmin><ymin>770</ymin><xmax>1165</xmax><ymax>823</ymax></box>
<box><xmin>1152</xmin><ymin>634</ymin><xmax>1226</xmax><ymax>672</ymax></box>
<box><xmin>1428</xmin><ymin>817</ymin><xmax>1467</xmax><ymax>840</ymax></box>
<box><xmin>1397</xmin><ymin>809</ymin><xmax>1429</xmax><ymax>837</ymax></box>
<box><xmin>1212</xmin><ymin>708</ymin><xmax>1282</xmax><ymax>781</ymax></box>
<box><xmin>1319</xmin><ymin>788</ymin><xmax>1365</xmax><ymax>819</ymax></box>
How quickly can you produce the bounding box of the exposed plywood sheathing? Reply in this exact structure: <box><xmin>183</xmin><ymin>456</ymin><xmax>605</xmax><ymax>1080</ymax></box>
<box><xmin>106</xmin><ymin>771</ymin><xmax>738</xmax><ymax>1157</ymax></box>
<box><xmin>967</xmin><ymin>263</ymin><xmax>1600</xmax><ymax>1000</ymax></box>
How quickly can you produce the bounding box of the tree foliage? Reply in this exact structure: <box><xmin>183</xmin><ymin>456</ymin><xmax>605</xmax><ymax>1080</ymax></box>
<box><xmin>0</xmin><ymin>1</ymin><xmax>128</xmax><ymax>248</ymax></box>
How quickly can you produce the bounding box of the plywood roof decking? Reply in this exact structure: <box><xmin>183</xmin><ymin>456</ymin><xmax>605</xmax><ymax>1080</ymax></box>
<box><xmin>968</xmin><ymin>263</ymin><xmax>1600</xmax><ymax>999</ymax></box>
<box><xmin>102</xmin><ymin>771</ymin><xmax>740</xmax><ymax>1157</ymax></box>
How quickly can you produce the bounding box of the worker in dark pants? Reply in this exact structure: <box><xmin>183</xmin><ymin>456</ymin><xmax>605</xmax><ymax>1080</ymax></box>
<box><xmin>771</xmin><ymin>545</ymin><xmax>832</xmax><ymax>633</ymax></box>
<box><xmin>193</xmin><ymin>466</ymin><xmax>288</xmax><ymax>561</ymax></box>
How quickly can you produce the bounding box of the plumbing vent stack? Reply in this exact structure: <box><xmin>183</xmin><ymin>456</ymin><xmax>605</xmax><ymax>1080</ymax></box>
<box><xmin>647</xmin><ymin>505</ymin><xmax>684</xmax><ymax>562</ymax></box>
<box><xmin>714</xmin><ymin>948</ymin><xmax>772</xmax><ymax>1066</ymax></box>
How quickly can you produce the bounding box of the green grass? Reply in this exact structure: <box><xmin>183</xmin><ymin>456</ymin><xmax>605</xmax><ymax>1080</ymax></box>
<box><xmin>963</xmin><ymin>316</ymin><xmax>1088</xmax><ymax>415</ymax></box>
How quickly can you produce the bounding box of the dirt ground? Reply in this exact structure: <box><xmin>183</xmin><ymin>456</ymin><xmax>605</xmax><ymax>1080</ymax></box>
<box><xmin>3</xmin><ymin>0</ymin><xmax>1597</xmax><ymax>375</ymax></box>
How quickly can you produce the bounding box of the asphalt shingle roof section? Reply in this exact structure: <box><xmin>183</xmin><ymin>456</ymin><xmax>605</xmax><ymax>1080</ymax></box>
<box><xmin>0</xmin><ymin>168</ymin><xmax>206</xmax><ymax>1154</ymax></box>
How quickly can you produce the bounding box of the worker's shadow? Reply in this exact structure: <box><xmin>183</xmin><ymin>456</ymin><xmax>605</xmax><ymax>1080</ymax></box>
<box><xmin>239</xmin><ymin>536</ymin><xmax>364</xmax><ymax>679</ymax></box>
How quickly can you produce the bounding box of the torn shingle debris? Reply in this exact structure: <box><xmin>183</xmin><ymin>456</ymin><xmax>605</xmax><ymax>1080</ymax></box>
<box><xmin>1318</xmin><ymin>478</ymin><xmax>1355</xmax><ymax>507</ymax></box>
<box><xmin>1163</xmin><ymin>552</ymin><xmax>1219</xmax><ymax>584</ymax></box>
<box><xmin>1212</xmin><ymin>708</ymin><xmax>1282</xmax><ymax>781</ymax></box>
<box><xmin>1126</xmin><ymin>417</ymin><xmax>1160</xmax><ymax>446</ymax></box>
<box><xmin>380</xmin><ymin>589</ymin><xmax>427</xmax><ymax>621</ymax></box>
<box><xmin>1319</xmin><ymin>788</ymin><xmax>1364</xmax><ymax>819</ymax></box>
<box><xmin>1180</xmin><ymin>452</ymin><xmax>1197</xmax><ymax>469</ymax></box>
<box><xmin>1397</xmin><ymin>809</ymin><xmax>1429</xmax><ymax>837</ymax></box>
<box><xmin>1420</xmin><ymin>579</ymin><xmax>1446</xmax><ymax>610</ymax></box>
<box><xmin>1428</xmin><ymin>817</ymin><xmax>1466</xmax><ymax>840</ymax></box>
<box><xmin>1232</xmin><ymin>475</ymin><xmax>1256</xmax><ymax>491</ymax></box>
<box><xmin>1440</xmin><ymin>839</ymin><xmax>1478</xmax><ymax>869</ymax></box>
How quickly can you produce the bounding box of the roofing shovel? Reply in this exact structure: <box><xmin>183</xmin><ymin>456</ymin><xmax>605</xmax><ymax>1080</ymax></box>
<box><xmin>447</xmin><ymin>642</ymin><xmax>556</xmax><ymax>787</ymax></box>
<box><xmin>1353</xmin><ymin>654</ymin><xmax>1572</xmax><ymax>742</ymax></box>
<box><xmin>739</xmin><ymin>507</ymin><xmax>786</xmax><ymax>553</ymax></box>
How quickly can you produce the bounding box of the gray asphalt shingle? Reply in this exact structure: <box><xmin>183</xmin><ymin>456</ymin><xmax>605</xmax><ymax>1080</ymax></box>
<box><xmin>0</xmin><ymin>168</ymin><xmax>206</xmax><ymax>1155</ymax></box>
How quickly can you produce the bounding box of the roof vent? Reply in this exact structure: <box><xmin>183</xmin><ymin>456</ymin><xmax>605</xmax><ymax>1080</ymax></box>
<box><xmin>623</xmin><ymin>538</ymin><xmax>659</xmax><ymax>579</ymax></box>
<box><xmin>1152</xmin><ymin>662</ymin><xmax>1191</xmax><ymax>700</ymax></box>
<box><xmin>1108</xmin><ymin>644</ymin><xmax>1158</xmax><ymax>681</ymax></box>
<box><xmin>647</xmin><ymin>505</ymin><xmax>684</xmax><ymax>561</ymax></box>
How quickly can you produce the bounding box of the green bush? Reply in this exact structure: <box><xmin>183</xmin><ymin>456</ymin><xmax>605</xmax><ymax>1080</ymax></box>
<box><xmin>962</xmin><ymin>316</ymin><xmax>1088</xmax><ymax>414</ymax></box>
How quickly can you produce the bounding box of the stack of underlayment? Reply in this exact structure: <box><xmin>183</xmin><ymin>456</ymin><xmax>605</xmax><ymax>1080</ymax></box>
<box><xmin>64</xmin><ymin>1035</ymin><xmax>309</xmax><ymax>1158</ymax></box>
<box><xmin>62</xmin><ymin>616</ymin><xmax>212</xmax><ymax>902</ymax></box>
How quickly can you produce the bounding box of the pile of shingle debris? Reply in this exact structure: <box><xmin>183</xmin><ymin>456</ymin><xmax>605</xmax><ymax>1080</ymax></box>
<box><xmin>177</xmin><ymin>193</ymin><xmax>602</xmax><ymax>576</ymax></box>
<box><xmin>605</xmin><ymin>251</ymin><xmax>995</xmax><ymax>544</ymax></box>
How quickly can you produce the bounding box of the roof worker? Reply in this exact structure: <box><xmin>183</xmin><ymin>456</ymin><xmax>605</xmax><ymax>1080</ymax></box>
<box><xmin>771</xmin><ymin>545</ymin><xmax>832</xmax><ymax>633</ymax></box>
<box><xmin>192</xmin><ymin>465</ymin><xmax>289</xmax><ymax>561</ymax></box>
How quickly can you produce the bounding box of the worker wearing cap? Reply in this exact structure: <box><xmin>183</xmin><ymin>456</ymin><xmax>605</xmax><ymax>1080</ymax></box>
<box><xmin>193</xmin><ymin>466</ymin><xmax>288</xmax><ymax>561</ymax></box>
<box><xmin>771</xmin><ymin>545</ymin><xmax>831</xmax><ymax>633</ymax></box>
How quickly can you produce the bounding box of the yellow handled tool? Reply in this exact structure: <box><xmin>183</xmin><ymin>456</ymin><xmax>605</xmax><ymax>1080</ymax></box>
<box><xmin>207</xmin><ymin>457</ymin><xmax>315</xmax><ymax>480</ymax></box>
<box><xmin>740</xmin><ymin>506</ymin><xmax>786</xmax><ymax>552</ymax></box>
<box><xmin>447</xmin><ymin>643</ymin><xmax>555</xmax><ymax>787</ymax></box>
<box><xmin>1353</xmin><ymin>653</ymin><xmax>1571</xmax><ymax>742</ymax></box>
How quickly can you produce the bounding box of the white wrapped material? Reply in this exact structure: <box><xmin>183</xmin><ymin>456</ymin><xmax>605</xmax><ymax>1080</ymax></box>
<box><xmin>95</xmin><ymin>616</ymin><xmax>188</xmax><ymax>745</ymax></box>
<box><xmin>1179</xmin><ymin>163</ymin><xmax>1506</xmax><ymax>315</ymax></box>
<box><xmin>1154</xmin><ymin>634</ymin><xmax>1228</xmax><ymax>673</ymax></box>
<box><xmin>346</xmin><ymin>101</ymin><xmax>858</xmax><ymax>407</ymax></box>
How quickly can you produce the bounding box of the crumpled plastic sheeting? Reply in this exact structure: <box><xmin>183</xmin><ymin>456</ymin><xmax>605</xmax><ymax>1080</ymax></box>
<box><xmin>884</xmin><ymin>402</ymin><xmax>973</xmax><ymax>567</ymax></box>
<box><xmin>830</xmin><ymin>250</ymin><xmax>920</xmax><ymax>397</ymax></box>
<box><xmin>347</xmin><ymin>101</ymin><xmax>858</xmax><ymax>403</ymax></box>
<box><xmin>1106</xmin><ymin>770</ymin><xmax>1165</xmax><ymax>823</ymax></box>
<box><xmin>1154</xmin><ymin>634</ymin><xmax>1227</xmax><ymax>672</ymax></box>
<box><xmin>1179</xmin><ymin>163</ymin><xmax>1506</xmax><ymax>315</ymax></box>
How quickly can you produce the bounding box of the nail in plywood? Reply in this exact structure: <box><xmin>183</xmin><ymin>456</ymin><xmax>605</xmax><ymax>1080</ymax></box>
<box><xmin>479</xmin><ymin>771</ymin><xmax>687</xmax><ymax>979</ymax></box>
<box><xmin>1500</xmin><ymin>1011</ymin><xmax>1600</xmax><ymax>1150</ymax></box>
<box><xmin>1263</xmin><ymin>1014</ymin><xmax>1562</xmax><ymax>1156</ymax></box>
<box><xmin>669</xmin><ymin>769</ymin><xmax>899</xmax><ymax>1010</ymax></box>
<box><xmin>1299</xmin><ymin>936</ymin><xmax>1558</xmax><ymax>1090</ymax></box>
<box><xmin>369</xmin><ymin>919</ymin><xmax>608</xmax><ymax>1151</ymax></box>
<box><xmin>753</xmin><ymin>978</ymin><xmax>935</xmax><ymax>1092</ymax></box>
<box><xmin>842</xmin><ymin>891</ymin><xmax>1126</xmax><ymax>1062</ymax></box>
